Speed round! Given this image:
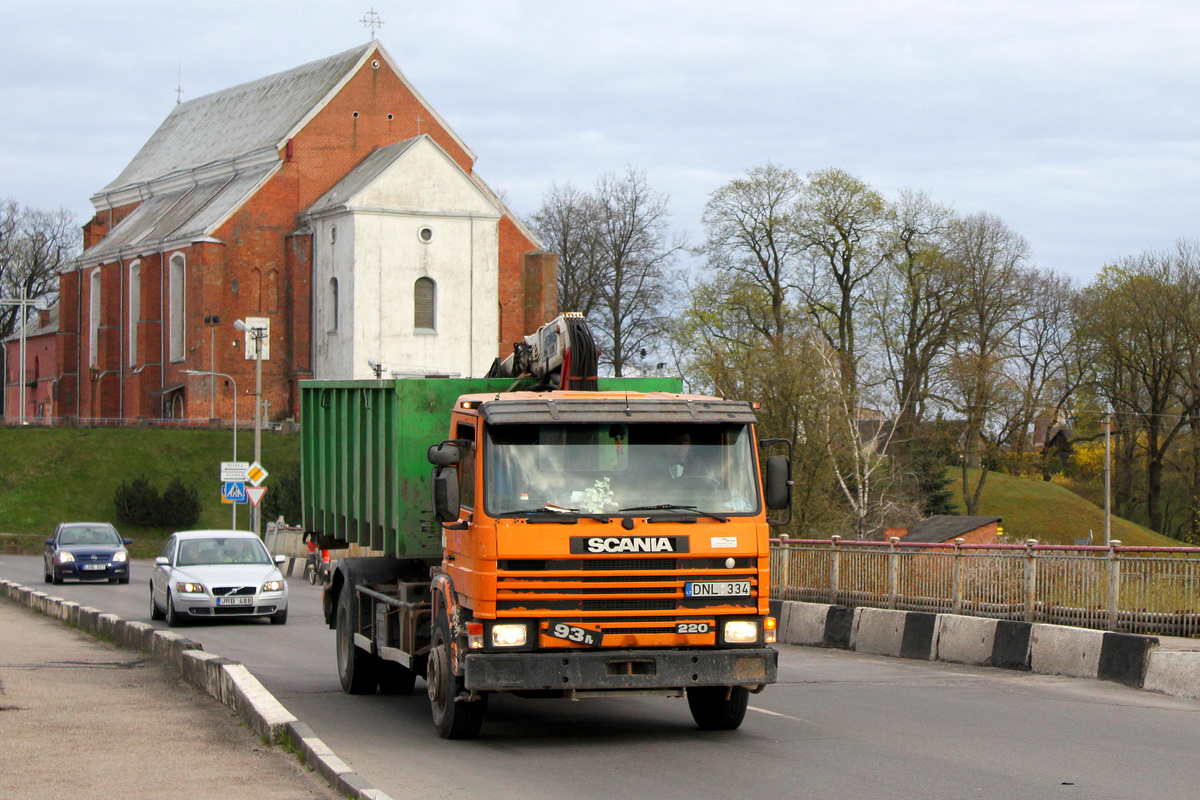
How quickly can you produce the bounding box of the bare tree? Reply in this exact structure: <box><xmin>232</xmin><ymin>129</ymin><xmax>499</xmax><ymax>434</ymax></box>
<box><xmin>793</xmin><ymin>168</ymin><xmax>891</xmax><ymax>395</ymax></box>
<box><xmin>526</xmin><ymin>182</ymin><xmax>606</xmax><ymax>317</ymax></box>
<box><xmin>697</xmin><ymin>163</ymin><xmax>805</xmax><ymax>342</ymax></box>
<box><xmin>1</xmin><ymin>198</ymin><xmax>77</xmax><ymax>413</ymax></box>
<box><xmin>590</xmin><ymin>168</ymin><xmax>684</xmax><ymax>376</ymax></box>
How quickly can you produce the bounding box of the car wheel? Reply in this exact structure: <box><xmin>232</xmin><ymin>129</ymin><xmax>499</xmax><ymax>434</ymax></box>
<box><xmin>51</xmin><ymin>566</ymin><xmax>63</xmax><ymax>585</ymax></box>
<box><xmin>149</xmin><ymin>583</ymin><xmax>165</xmax><ymax>621</ymax></box>
<box><xmin>270</xmin><ymin>607</ymin><xmax>288</xmax><ymax>625</ymax></box>
<box><xmin>44</xmin><ymin>562</ymin><xmax>52</xmax><ymax>584</ymax></box>
<box><xmin>335</xmin><ymin>587</ymin><xmax>379</xmax><ymax>694</ymax></box>
<box><xmin>685</xmin><ymin>685</ymin><xmax>750</xmax><ymax>730</ymax></box>
<box><xmin>427</xmin><ymin>608</ymin><xmax>487</xmax><ymax>739</ymax></box>
<box><xmin>118</xmin><ymin>576</ymin><xmax>130</xmax><ymax>585</ymax></box>
<box><xmin>165</xmin><ymin>591</ymin><xmax>185</xmax><ymax>627</ymax></box>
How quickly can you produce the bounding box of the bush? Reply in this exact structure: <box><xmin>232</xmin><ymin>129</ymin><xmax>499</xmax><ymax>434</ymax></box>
<box><xmin>114</xmin><ymin>475</ymin><xmax>200</xmax><ymax>529</ymax></box>
<box><xmin>160</xmin><ymin>477</ymin><xmax>201</xmax><ymax>529</ymax></box>
<box><xmin>263</xmin><ymin>462</ymin><xmax>302</xmax><ymax>526</ymax></box>
<box><xmin>114</xmin><ymin>475</ymin><xmax>161</xmax><ymax>527</ymax></box>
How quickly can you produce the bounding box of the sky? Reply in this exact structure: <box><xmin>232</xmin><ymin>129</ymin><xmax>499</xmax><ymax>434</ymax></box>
<box><xmin>3</xmin><ymin>0</ymin><xmax>1199</xmax><ymax>284</ymax></box>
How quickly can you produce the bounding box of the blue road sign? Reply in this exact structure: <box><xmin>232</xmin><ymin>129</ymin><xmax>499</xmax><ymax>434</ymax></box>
<box><xmin>222</xmin><ymin>481</ymin><xmax>248</xmax><ymax>504</ymax></box>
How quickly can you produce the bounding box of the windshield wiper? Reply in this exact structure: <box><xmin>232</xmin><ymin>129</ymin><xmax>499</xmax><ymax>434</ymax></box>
<box><xmin>618</xmin><ymin>504</ymin><xmax>727</xmax><ymax>522</ymax></box>
<box><xmin>502</xmin><ymin>507</ymin><xmax>611</xmax><ymax>523</ymax></box>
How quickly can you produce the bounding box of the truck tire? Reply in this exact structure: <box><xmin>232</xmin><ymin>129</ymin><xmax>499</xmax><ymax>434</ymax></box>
<box><xmin>378</xmin><ymin>661</ymin><xmax>417</xmax><ymax>696</ymax></box>
<box><xmin>686</xmin><ymin>685</ymin><xmax>749</xmax><ymax>730</ymax></box>
<box><xmin>336</xmin><ymin>587</ymin><xmax>379</xmax><ymax>694</ymax></box>
<box><xmin>427</xmin><ymin>612</ymin><xmax>487</xmax><ymax>739</ymax></box>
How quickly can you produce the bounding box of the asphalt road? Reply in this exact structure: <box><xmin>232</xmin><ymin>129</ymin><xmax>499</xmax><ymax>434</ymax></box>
<box><xmin>3</xmin><ymin>554</ymin><xmax>1199</xmax><ymax>800</ymax></box>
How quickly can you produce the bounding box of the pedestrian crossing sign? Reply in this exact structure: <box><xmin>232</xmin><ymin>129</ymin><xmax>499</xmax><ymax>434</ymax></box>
<box><xmin>222</xmin><ymin>481</ymin><xmax>248</xmax><ymax>504</ymax></box>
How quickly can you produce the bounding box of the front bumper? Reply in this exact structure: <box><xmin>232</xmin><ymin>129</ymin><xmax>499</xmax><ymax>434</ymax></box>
<box><xmin>464</xmin><ymin>647</ymin><xmax>777</xmax><ymax>692</ymax></box>
<box><xmin>59</xmin><ymin>563</ymin><xmax>128</xmax><ymax>580</ymax></box>
<box><xmin>175</xmin><ymin>593</ymin><xmax>287</xmax><ymax>618</ymax></box>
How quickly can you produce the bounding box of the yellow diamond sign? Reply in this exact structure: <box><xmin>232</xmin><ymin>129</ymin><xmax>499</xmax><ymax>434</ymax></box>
<box><xmin>246</xmin><ymin>461</ymin><xmax>269</xmax><ymax>487</ymax></box>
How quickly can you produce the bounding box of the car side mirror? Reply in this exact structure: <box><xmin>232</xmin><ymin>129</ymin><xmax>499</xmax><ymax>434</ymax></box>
<box><xmin>765</xmin><ymin>455</ymin><xmax>792</xmax><ymax>511</ymax></box>
<box><xmin>45</xmin><ymin>539</ymin><xmax>54</xmax><ymax>547</ymax></box>
<box><xmin>155</xmin><ymin>556</ymin><xmax>169</xmax><ymax>566</ymax></box>
<box><xmin>123</xmin><ymin>538</ymin><xmax>133</xmax><ymax>546</ymax></box>
<box><xmin>274</xmin><ymin>554</ymin><xmax>287</xmax><ymax>565</ymax></box>
<box><xmin>431</xmin><ymin>465</ymin><xmax>461</xmax><ymax>522</ymax></box>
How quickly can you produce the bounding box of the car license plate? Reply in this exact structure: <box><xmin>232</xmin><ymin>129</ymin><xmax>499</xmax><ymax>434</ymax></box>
<box><xmin>217</xmin><ymin>596</ymin><xmax>254</xmax><ymax>606</ymax></box>
<box><xmin>684</xmin><ymin>581</ymin><xmax>751</xmax><ymax>597</ymax></box>
<box><xmin>82</xmin><ymin>563</ymin><xmax>107</xmax><ymax>571</ymax></box>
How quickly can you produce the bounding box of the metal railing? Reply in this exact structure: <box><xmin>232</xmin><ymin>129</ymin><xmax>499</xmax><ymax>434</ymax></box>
<box><xmin>770</xmin><ymin>536</ymin><xmax>1200</xmax><ymax>637</ymax></box>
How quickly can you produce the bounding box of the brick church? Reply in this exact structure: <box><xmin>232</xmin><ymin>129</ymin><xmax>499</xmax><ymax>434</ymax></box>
<box><xmin>54</xmin><ymin>41</ymin><xmax>556</xmax><ymax>423</ymax></box>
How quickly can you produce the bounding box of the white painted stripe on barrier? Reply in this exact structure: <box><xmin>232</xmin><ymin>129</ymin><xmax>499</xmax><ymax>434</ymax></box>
<box><xmin>935</xmin><ymin>614</ymin><xmax>999</xmax><ymax>666</ymax></box>
<box><xmin>782</xmin><ymin>600</ymin><xmax>831</xmax><ymax>646</ymax></box>
<box><xmin>851</xmin><ymin>607</ymin><xmax>907</xmax><ymax>656</ymax></box>
<box><xmin>1029</xmin><ymin>623</ymin><xmax>1104</xmax><ymax>679</ymax></box>
<box><xmin>1143</xmin><ymin>651</ymin><xmax>1200</xmax><ymax>699</ymax></box>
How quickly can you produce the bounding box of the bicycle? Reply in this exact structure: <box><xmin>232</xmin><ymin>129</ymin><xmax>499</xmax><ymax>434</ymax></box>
<box><xmin>301</xmin><ymin>533</ymin><xmax>332</xmax><ymax>586</ymax></box>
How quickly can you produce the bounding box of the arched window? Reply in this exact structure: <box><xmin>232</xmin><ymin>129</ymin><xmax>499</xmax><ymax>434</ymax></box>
<box><xmin>328</xmin><ymin>277</ymin><xmax>339</xmax><ymax>333</ymax></box>
<box><xmin>89</xmin><ymin>268</ymin><xmax>101</xmax><ymax>367</ymax></box>
<box><xmin>414</xmin><ymin>277</ymin><xmax>435</xmax><ymax>332</ymax></box>
<box><xmin>169</xmin><ymin>253</ymin><xmax>185</xmax><ymax>361</ymax></box>
<box><xmin>128</xmin><ymin>261</ymin><xmax>141</xmax><ymax>367</ymax></box>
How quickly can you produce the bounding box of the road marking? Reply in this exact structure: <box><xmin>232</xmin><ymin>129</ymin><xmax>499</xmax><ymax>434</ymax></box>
<box><xmin>748</xmin><ymin>705</ymin><xmax>815</xmax><ymax>724</ymax></box>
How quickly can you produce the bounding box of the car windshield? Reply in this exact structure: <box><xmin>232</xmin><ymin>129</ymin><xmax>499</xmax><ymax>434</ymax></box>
<box><xmin>58</xmin><ymin>526</ymin><xmax>121</xmax><ymax>546</ymax></box>
<box><xmin>483</xmin><ymin>422</ymin><xmax>761</xmax><ymax>516</ymax></box>
<box><xmin>176</xmin><ymin>537</ymin><xmax>271</xmax><ymax>566</ymax></box>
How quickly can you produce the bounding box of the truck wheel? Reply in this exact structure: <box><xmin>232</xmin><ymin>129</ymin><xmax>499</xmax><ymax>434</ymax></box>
<box><xmin>427</xmin><ymin>614</ymin><xmax>487</xmax><ymax>739</ymax></box>
<box><xmin>686</xmin><ymin>685</ymin><xmax>749</xmax><ymax>730</ymax></box>
<box><xmin>336</xmin><ymin>587</ymin><xmax>379</xmax><ymax>694</ymax></box>
<box><xmin>378</xmin><ymin>661</ymin><xmax>417</xmax><ymax>695</ymax></box>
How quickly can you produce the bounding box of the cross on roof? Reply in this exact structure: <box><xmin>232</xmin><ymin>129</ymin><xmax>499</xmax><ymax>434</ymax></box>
<box><xmin>360</xmin><ymin>8</ymin><xmax>384</xmax><ymax>40</ymax></box>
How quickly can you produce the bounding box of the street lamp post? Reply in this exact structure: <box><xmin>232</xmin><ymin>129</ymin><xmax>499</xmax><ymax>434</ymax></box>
<box><xmin>235</xmin><ymin>319</ymin><xmax>266</xmax><ymax>538</ymax></box>
<box><xmin>183</xmin><ymin>368</ymin><xmax>238</xmax><ymax>529</ymax></box>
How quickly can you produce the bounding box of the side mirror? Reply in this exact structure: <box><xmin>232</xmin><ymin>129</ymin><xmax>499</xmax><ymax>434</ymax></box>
<box><xmin>432</xmin><ymin>465</ymin><xmax>461</xmax><ymax>522</ymax></box>
<box><xmin>428</xmin><ymin>441</ymin><xmax>463</xmax><ymax>466</ymax></box>
<box><xmin>45</xmin><ymin>539</ymin><xmax>54</xmax><ymax>547</ymax></box>
<box><xmin>123</xmin><ymin>538</ymin><xmax>133</xmax><ymax>546</ymax></box>
<box><xmin>154</xmin><ymin>556</ymin><xmax>169</xmax><ymax>566</ymax></box>
<box><xmin>765</xmin><ymin>455</ymin><xmax>792</xmax><ymax>511</ymax></box>
<box><xmin>274</xmin><ymin>554</ymin><xmax>287</xmax><ymax>565</ymax></box>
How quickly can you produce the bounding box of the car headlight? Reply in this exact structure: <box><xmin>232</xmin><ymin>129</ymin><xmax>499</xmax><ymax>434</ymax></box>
<box><xmin>113</xmin><ymin>551</ymin><xmax>128</xmax><ymax>563</ymax></box>
<box><xmin>261</xmin><ymin>580</ymin><xmax>284</xmax><ymax>592</ymax></box>
<box><xmin>175</xmin><ymin>582</ymin><xmax>204</xmax><ymax>593</ymax></box>
<box><xmin>57</xmin><ymin>552</ymin><xmax>75</xmax><ymax>563</ymax></box>
<box><xmin>723</xmin><ymin>619</ymin><xmax>759</xmax><ymax>644</ymax></box>
<box><xmin>491</xmin><ymin>623</ymin><xmax>528</xmax><ymax>648</ymax></box>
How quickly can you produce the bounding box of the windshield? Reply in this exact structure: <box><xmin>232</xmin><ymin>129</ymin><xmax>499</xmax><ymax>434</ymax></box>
<box><xmin>484</xmin><ymin>422</ymin><xmax>760</xmax><ymax>516</ymax></box>
<box><xmin>59</xmin><ymin>526</ymin><xmax>121</xmax><ymax>546</ymax></box>
<box><xmin>176</xmin><ymin>537</ymin><xmax>271</xmax><ymax>566</ymax></box>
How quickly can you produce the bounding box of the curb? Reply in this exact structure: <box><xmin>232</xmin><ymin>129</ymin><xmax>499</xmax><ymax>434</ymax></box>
<box><xmin>774</xmin><ymin>599</ymin><xmax>1195</xmax><ymax>698</ymax></box>
<box><xmin>0</xmin><ymin>578</ymin><xmax>393</xmax><ymax>800</ymax></box>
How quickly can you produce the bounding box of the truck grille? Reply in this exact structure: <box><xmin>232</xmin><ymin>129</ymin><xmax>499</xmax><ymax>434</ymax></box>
<box><xmin>495</xmin><ymin>556</ymin><xmax>759</xmax><ymax>614</ymax></box>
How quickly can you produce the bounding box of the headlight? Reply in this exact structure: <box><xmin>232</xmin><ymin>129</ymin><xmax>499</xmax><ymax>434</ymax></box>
<box><xmin>175</xmin><ymin>582</ymin><xmax>204</xmax><ymax>593</ymax></box>
<box><xmin>113</xmin><ymin>551</ymin><xmax>128</xmax><ymax>563</ymax></box>
<box><xmin>723</xmin><ymin>620</ymin><xmax>759</xmax><ymax>644</ymax></box>
<box><xmin>57</xmin><ymin>552</ymin><xmax>75</xmax><ymax>563</ymax></box>
<box><xmin>261</xmin><ymin>580</ymin><xmax>284</xmax><ymax>592</ymax></box>
<box><xmin>491</xmin><ymin>623</ymin><xmax>528</xmax><ymax>647</ymax></box>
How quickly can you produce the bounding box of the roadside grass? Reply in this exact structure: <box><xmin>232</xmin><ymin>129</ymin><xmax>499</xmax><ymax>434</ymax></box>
<box><xmin>0</xmin><ymin>427</ymin><xmax>300</xmax><ymax>557</ymax></box>
<box><xmin>948</xmin><ymin>467</ymin><xmax>1182</xmax><ymax>546</ymax></box>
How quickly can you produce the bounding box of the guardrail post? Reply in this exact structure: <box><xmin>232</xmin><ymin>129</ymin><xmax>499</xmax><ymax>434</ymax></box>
<box><xmin>1024</xmin><ymin>539</ymin><xmax>1039</xmax><ymax>622</ymax></box>
<box><xmin>779</xmin><ymin>534</ymin><xmax>791</xmax><ymax>600</ymax></box>
<box><xmin>888</xmin><ymin>537</ymin><xmax>900</xmax><ymax>610</ymax></box>
<box><xmin>1108</xmin><ymin>539</ymin><xmax>1122</xmax><ymax>632</ymax></box>
<box><xmin>951</xmin><ymin>537</ymin><xmax>964</xmax><ymax>616</ymax></box>
<box><xmin>830</xmin><ymin>535</ymin><xmax>840</xmax><ymax>605</ymax></box>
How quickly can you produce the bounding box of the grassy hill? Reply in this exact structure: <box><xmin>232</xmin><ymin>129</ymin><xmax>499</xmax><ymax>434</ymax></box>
<box><xmin>0</xmin><ymin>427</ymin><xmax>300</xmax><ymax>558</ymax></box>
<box><xmin>947</xmin><ymin>467</ymin><xmax>1181</xmax><ymax>547</ymax></box>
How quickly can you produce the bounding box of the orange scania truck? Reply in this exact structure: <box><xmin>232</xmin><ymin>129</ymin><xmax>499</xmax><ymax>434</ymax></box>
<box><xmin>304</xmin><ymin>314</ymin><xmax>791</xmax><ymax>738</ymax></box>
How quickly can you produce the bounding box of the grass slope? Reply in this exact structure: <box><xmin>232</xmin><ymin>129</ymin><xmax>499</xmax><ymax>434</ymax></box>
<box><xmin>0</xmin><ymin>427</ymin><xmax>300</xmax><ymax>558</ymax></box>
<box><xmin>948</xmin><ymin>467</ymin><xmax>1181</xmax><ymax>546</ymax></box>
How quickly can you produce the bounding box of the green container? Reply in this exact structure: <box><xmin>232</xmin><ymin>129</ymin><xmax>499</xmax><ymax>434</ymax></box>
<box><xmin>300</xmin><ymin>377</ymin><xmax>683</xmax><ymax>558</ymax></box>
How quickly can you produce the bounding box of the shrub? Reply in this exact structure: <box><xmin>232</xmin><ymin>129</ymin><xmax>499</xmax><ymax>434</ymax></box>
<box><xmin>263</xmin><ymin>462</ymin><xmax>302</xmax><ymax>526</ymax></box>
<box><xmin>160</xmin><ymin>477</ymin><xmax>202</xmax><ymax>529</ymax></box>
<box><xmin>114</xmin><ymin>475</ymin><xmax>161</xmax><ymax>527</ymax></box>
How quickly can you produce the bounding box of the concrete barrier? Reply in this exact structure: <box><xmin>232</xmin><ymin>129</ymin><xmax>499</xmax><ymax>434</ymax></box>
<box><xmin>935</xmin><ymin>614</ymin><xmax>999</xmax><ymax>666</ymax></box>
<box><xmin>1030</xmin><ymin>623</ymin><xmax>1105</xmax><ymax>679</ymax></box>
<box><xmin>780</xmin><ymin>601</ymin><xmax>831</xmax><ymax>646</ymax></box>
<box><xmin>1098</xmin><ymin>632</ymin><xmax>1159</xmax><ymax>687</ymax></box>
<box><xmin>851</xmin><ymin>607</ymin><xmax>907</xmax><ymax>656</ymax></box>
<box><xmin>992</xmin><ymin>620</ymin><xmax>1032</xmax><ymax>670</ymax></box>
<box><xmin>1143</xmin><ymin>651</ymin><xmax>1200</xmax><ymax>699</ymax></box>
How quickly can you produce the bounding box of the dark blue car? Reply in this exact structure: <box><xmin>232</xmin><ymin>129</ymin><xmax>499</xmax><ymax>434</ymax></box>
<box><xmin>44</xmin><ymin>522</ymin><xmax>132</xmax><ymax>584</ymax></box>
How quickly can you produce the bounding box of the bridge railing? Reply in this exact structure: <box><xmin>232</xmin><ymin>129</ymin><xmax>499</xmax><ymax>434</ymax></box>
<box><xmin>770</xmin><ymin>536</ymin><xmax>1200</xmax><ymax>637</ymax></box>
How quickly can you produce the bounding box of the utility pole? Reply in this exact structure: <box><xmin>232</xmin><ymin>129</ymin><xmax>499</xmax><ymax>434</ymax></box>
<box><xmin>1104</xmin><ymin>404</ymin><xmax>1112</xmax><ymax>546</ymax></box>
<box><xmin>235</xmin><ymin>318</ymin><xmax>266</xmax><ymax>538</ymax></box>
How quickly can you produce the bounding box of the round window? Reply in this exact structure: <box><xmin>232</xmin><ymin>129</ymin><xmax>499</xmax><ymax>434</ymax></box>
<box><xmin>418</xmin><ymin>227</ymin><xmax>434</xmax><ymax>244</ymax></box>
